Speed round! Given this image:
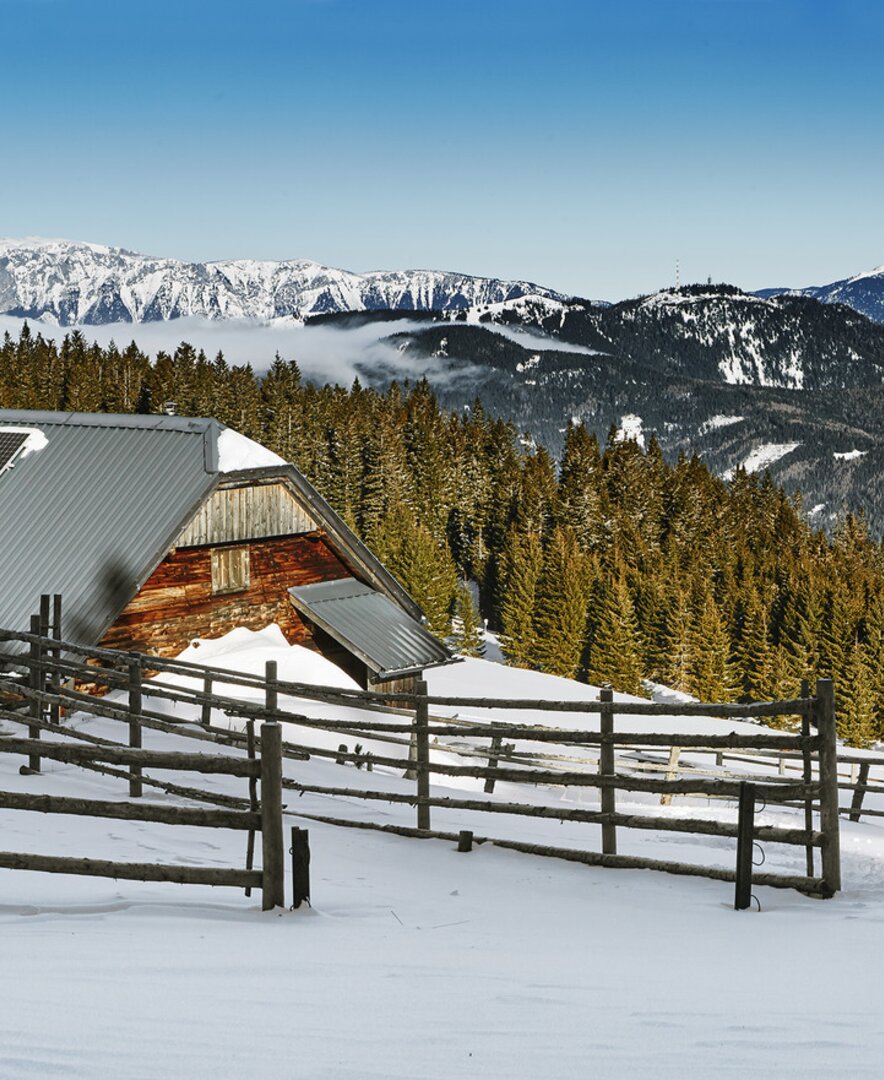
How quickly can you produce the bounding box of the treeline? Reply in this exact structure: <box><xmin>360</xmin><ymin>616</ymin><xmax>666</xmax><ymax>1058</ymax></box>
<box><xmin>3</xmin><ymin>325</ymin><xmax>884</xmax><ymax>745</ymax></box>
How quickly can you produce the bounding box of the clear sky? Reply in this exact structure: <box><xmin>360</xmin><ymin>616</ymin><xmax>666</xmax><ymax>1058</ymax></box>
<box><xmin>1</xmin><ymin>0</ymin><xmax>882</xmax><ymax>299</ymax></box>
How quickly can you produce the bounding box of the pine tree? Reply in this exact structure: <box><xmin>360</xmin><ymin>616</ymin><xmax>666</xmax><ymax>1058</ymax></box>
<box><xmin>556</xmin><ymin>422</ymin><xmax>605</xmax><ymax>549</ymax></box>
<box><xmin>585</xmin><ymin>572</ymin><xmax>645</xmax><ymax>695</ymax></box>
<box><xmin>498</xmin><ymin>530</ymin><xmax>544</xmax><ymax>668</ymax></box>
<box><xmin>658</xmin><ymin>582</ymin><xmax>693</xmax><ymax>694</ymax></box>
<box><xmin>838</xmin><ymin>640</ymin><xmax>876</xmax><ymax>747</ymax></box>
<box><xmin>686</xmin><ymin>589</ymin><xmax>736</xmax><ymax>701</ymax></box>
<box><xmin>452</xmin><ymin>580</ymin><xmax>483</xmax><ymax>657</ymax></box>
<box><xmin>370</xmin><ymin>502</ymin><xmax>457</xmax><ymax>638</ymax></box>
<box><xmin>733</xmin><ymin>586</ymin><xmax>776</xmax><ymax>701</ymax></box>
<box><xmin>531</xmin><ymin>528</ymin><xmax>594</xmax><ymax>680</ymax></box>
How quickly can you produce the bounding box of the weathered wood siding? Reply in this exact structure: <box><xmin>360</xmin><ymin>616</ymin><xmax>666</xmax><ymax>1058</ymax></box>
<box><xmin>100</xmin><ymin>534</ymin><xmax>351</xmax><ymax>657</ymax></box>
<box><xmin>175</xmin><ymin>482</ymin><xmax>317</xmax><ymax>547</ymax></box>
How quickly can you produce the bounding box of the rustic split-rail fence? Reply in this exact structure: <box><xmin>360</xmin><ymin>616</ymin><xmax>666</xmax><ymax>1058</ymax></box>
<box><xmin>1</xmin><ymin>593</ymin><xmax>876</xmax><ymax>908</ymax></box>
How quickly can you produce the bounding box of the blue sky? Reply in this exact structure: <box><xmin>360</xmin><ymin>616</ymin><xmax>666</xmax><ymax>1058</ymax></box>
<box><xmin>1</xmin><ymin>0</ymin><xmax>882</xmax><ymax>298</ymax></box>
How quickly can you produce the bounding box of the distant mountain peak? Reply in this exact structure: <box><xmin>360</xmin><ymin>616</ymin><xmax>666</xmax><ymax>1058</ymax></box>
<box><xmin>757</xmin><ymin>262</ymin><xmax>884</xmax><ymax>323</ymax></box>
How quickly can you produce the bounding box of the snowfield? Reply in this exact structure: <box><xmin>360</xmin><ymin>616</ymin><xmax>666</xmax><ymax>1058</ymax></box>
<box><xmin>723</xmin><ymin>441</ymin><xmax>801</xmax><ymax>481</ymax></box>
<box><xmin>3</xmin><ymin>626</ymin><xmax>884</xmax><ymax>1079</ymax></box>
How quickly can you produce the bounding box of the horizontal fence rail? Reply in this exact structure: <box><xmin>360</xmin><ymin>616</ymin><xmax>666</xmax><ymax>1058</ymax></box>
<box><xmin>0</xmin><ymin>605</ymin><xmax>854</xmax><ymax>902</ymax></box>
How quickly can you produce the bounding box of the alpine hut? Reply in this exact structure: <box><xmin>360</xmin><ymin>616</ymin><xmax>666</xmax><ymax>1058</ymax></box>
<box><xmin>0</xmin><ymin>410</ymin><xmax>454</xmax><ymax>691</ymax></box>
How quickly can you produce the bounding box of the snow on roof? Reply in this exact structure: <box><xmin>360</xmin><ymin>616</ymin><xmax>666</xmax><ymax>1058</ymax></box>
<box><xmin>0</xmin><ymin>424</ymin><xmax>49</xmax><ymax>461</ymax></box>
<box><xmin>216</xmin><ymin>428</ymin><xmax>286</xmax><ymax>473</ymax></box>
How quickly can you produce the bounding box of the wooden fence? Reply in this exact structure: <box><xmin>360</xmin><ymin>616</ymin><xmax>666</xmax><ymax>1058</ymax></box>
<box><xmin>0</xmin><ymin>600</ymin><xmax>848</xmax><ymax>902</ymax></box>
<box><xmin>0</xmin><ymin>606</ymin><xmax>285</xmax><ymax>910</ymax></box>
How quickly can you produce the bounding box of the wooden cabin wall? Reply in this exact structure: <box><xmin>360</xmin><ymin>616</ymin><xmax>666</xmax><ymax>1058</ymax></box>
<box><xmin>174</xmin><ymin>482</ymin><xmax>317</xmax><ymax>547</ymax></box>
<box><xmin>371</xmin><ymin>674</ymin><xmax>418</xmax><ymax>697</ymax></box>
<box><xmin>100</xmin><ymin>533</ymin><xmax>352</xmax><ymax>658</ymax></box>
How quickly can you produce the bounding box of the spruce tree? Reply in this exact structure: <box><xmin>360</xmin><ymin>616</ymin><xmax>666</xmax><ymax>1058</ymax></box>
<box><xmin>585</xmin><ymin>572</ymin><xmax>645</xmax><ymax>696</ymax></box>
<box><xmin>838</xmin><ymin>640</ymin><xmax>876</xmax><ymax>747</ymax></box>
<box><xmin>452</xmin><ymin>580</ymin><xmax>483</xmax><ymax>657</ymax></box>
<box><xmin>686</xmin><ymin>589</ymin><xmax>736</xmax><ymax>701</ymax></box>
<box><xmin>532</xmin><ymin>527</ymin><xmax>594</xmax><ymax>680</ymax></box>
<box><xmin>498</xmin><ymin>530</ymin><xmax>544</xmax><ymax>668</ymax></box>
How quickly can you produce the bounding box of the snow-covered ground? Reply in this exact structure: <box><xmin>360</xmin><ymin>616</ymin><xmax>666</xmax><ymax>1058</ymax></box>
<box><xmin>3</xmin><ymin>627</ymin><xmax>884</xmax><ymax>1079</ymax></box>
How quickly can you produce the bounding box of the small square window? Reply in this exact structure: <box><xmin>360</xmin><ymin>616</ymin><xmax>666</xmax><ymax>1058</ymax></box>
<box><xmin>211</xmin><ymin>546</ymin><xmax>250</xmax><ymax>595</ymax></box>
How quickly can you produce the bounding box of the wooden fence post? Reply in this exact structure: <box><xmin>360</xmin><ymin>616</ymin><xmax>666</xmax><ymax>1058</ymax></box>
<box><xmin>260</xmin><ymin>721</ymin><xmax>285</xmax><ymax>910</ymax></box>
<box><xmin>600</xmin><ymin>687</ymin><xmax>616</xmax><ymax>855</ymax></box>
<box><xmin>659</xmin><ymin>746</ymin><xmax>681</xmax><ymax>806</ymax></box>
<box><xmin>244</xmin><ymin>719</ymin><xmax>258</xmax><ymax>897</ymax></box>
<box><xmin>800</xmin><ymin>677</ymin><xmax>814</xmax><ymax>877</ymax></box>
<box><xmin>265</xmin><ymin>660</ymin><xmax>278</xmax><ymax>716</ymax></box>
<box><xmin>128</xmin><ymin>657</ymin><xmax>143</xmax><ymax>798</ymax></box>
<box><xmin>49</xmin><ymin>594</ymin><xmax>62</xmax><ymax>726</ymax></box>
<box><xmin>734</xmin><ymin>781</ymin><xmax>755</xmax><ymax>910</ymax></box>
<box><xmin>816</xmin><ymin>678</ymin><xmax>841</xmax><ymax>894</ymax></box>
<box><xmin>415</xmin><ymin>678</ymin><xmax>431</xmax><ymax>831</ymax></box>
<box><xmin>23</xmin><ymin>614</ymin><xmax>43</xmax><ymax>775</ymax></box>
<box><xmin>849</xmin><ymin>762</ymin><xmax>870</xmax><ymax>823</ymax></box>
<box><xmin>484</xmin><ymin>724</ymin><xmax>503</xmax><ymax>794</ymax></box>
<box><xmin>290</xmin><ymin>826</ymin><xmax>311</xmax><ymax>908</ymax></box>
<box><xmin>200</xmin><ymin>673</ymin><xmax>213</xmax><ymax>727</ymax></box>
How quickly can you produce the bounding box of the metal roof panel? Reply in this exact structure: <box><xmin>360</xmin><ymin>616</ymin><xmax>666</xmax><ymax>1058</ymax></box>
<box><xmin>289</xmin><ymin>577</ymin><xmax>454</xmax><ymax>678</ymax></box>
<box><xmin>0</xmin><ymin>413</ymin><xmax>218</xmax><ymax>647</ymax></box>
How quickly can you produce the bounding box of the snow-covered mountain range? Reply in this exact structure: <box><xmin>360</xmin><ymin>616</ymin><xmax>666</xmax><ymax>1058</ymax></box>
<box><xmin>0</xmin><ymin>238</ymin><xmax>567</xmax><ymax>325</ymax></box>
<box><xmin>758</xmin><ymin>265</ymin><xmax>884</xmax><ymax>323</ymax></box>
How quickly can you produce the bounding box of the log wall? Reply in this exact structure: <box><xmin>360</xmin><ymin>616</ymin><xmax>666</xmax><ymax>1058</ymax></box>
<box><xmin>100</xmin><ymin>533</ymin><xmax>354</xmax><ymax>658</ymax></box>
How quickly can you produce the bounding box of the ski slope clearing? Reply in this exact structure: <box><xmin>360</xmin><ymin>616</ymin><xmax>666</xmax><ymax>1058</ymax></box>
<box><xmin>2</xmin><ymin>627</ymin><xmax>883</xmax><ymax>1079</ymax></box>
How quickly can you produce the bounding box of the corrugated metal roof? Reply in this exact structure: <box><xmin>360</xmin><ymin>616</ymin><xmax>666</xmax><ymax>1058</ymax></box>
<box><xmin>289</xmin><ymin>578</ymin><xmax>454</xmax><ymax>679</ymax></box>
<box><xmin>0</xmin><ymin>412</ymin><xmax>220</xmax><ymax>648</ymax></box>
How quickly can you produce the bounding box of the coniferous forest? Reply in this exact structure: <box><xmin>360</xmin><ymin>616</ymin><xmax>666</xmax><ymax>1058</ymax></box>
<box><xmin>3</xmin><ymin>325</ymin><xmax>884</xmax><ymax>745</ymax></box>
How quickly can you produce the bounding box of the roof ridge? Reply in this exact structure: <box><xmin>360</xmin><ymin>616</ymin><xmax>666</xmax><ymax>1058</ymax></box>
<box><xmin>0</xmin><ymin>409</ymin><xmax>221</xmax><ymax>435</ymax></box>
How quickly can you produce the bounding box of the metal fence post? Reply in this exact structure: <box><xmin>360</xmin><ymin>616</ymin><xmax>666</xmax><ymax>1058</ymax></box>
<box><xmin>260</xmin><ymin>721</ymin><xmax>285</xmax><ymax>910</ymax></box>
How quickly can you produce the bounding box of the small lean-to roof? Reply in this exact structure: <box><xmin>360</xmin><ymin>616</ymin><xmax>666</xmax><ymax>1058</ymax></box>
<box><xmin>0</xmin><ymin>411</ymin><xmax>221</xmax><ymax>647</ymax></box>
<box><xmin>289</xmin><ymin>577</ymin><xmax>455</xmax><ymax>680</ymax></box>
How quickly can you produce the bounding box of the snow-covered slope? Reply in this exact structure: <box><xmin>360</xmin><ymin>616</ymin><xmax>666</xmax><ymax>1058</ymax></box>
<box><xmin>0</xmin><ymin>238</ymin><xmax>567</xmax><ymax>326</ymax></box>
<box><xmin>4</xmin><ymin>624</ymin><xmax>884</xmax><ymax>1078</ymax></box>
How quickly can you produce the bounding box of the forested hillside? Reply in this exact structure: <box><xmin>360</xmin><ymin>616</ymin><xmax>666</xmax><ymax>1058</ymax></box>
<box><xmin>3</xmin><ymin>325</ymin><xmax>884</xmax><ymax>745</ymax></box>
